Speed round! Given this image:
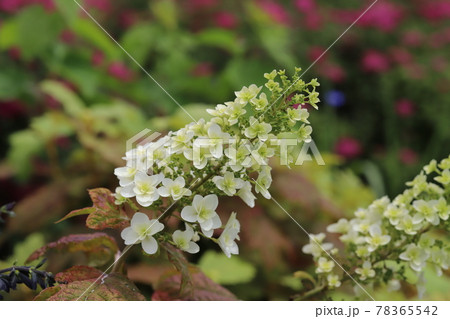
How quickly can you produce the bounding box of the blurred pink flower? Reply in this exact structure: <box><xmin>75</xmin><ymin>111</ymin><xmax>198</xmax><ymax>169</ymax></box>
<box><xmin>60</xmin><ymin>29</ymin><xmax>76</xmax><ymax>44</ymax></box>
<box><xmin>395</xmin><ymin>99</ymin><xmax>415</xmax><ymax>117</ymax></box>
<box><xmin>307</xmin><ymin>46</ymin><xmax>326</xmax><ymax>62</ymax></box>
<box><xmin>334</xmin><ymin>137</ymin><xmax>362</xmax><ymax>160</ymax></box>
<box><xmin>0</xmin><ymin>0</ymin><xmax>24</xmax><ymax>12</ymax></box>
<box><xmin>420</xmin><ymin>1</ymin><xmax>450</xmax><ymax>22</ymax></box>
<box><xmin>431</xmin><ymin>56</ymin><xmax>447</xmax><ymax>72</ymax></box>
<box><xmin>389</xmin><ymin>47</ymin><xmax>413</xmax><ymax>65</ymax></box>
<box><xmin>91</xmin><ymin>50</ymin><xmax>104</xmax><ymax>67</ymax></box>
<box><xmin>295</xmin><ymin>0</ymin><xmax>316</xmax><ymax>13</ymax></box>
<box><xmin>108</xmin><ymin>62</ymin><xmax>134</xmax><ymax>82</ymax></box>
<box><xmin>304</xmin><ymin>12</ymin><xmax>322</xmax><ymax>30</ymax></box>
<box><xmin>399</xmin><ymin>148</ymin><xmax>418</xmax><ymax>165</ymax></box>
<box><xmin>188</xmin><ymin>0</ymin><xmax>217</xmax><ymax>9</ymax></box>
<box><xmin>191</xmin><ymin>62</ymin><xmax>213</xmax><ymax>77</ymax></box>
<box><xmin>404</xmin><ymin>63</ymin><xmax>425</xmax><ymax>80</ymax></box>
<box><xmin>402</xmin><ymin>30</ymin><xmax>424</xmax><ymax>47</ymax></box>
<box><xmin>85</xmin><ymin>0</ymin><xmax>111</xmax><ymax>12</ymax></box>
<box><xmin>318</xmin><ymin>63</ymin><xmax>346</xmax><ymax>83</ymax></box>
<box><xmin>8</xmin><ymin>47</ymin><xmax>21</xmax><ymax>60</ymax></box>
<box><xmin>214</xmin><ymin>11</ymin><xmax>238</xmax><ymax>29</ymax></box>
<box><xmin>358</xmin><ymin>2</ymin><xmax>403</xmax><ymax>32</ymax></box>
<box><xmin>34</xmin><ymin>0</ymin><xmax>54</xmax><ymax>11</ymax></box>
<box><xmin>119</xmin><ymin>11</ymin><xmax>138</xmax><ymax>28</ymax></box>
<box><xmin>259</xmin><ymin>1</ymin><xmax>290</xmax><ymax>25</ymax></box>
<box><xmin>361</xmin><ymin>50</ymin><xmax>390</xmax><ymax>73</ymax></box>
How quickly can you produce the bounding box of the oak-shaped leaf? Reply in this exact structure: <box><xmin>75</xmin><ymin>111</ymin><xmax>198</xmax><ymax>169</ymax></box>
<box><xmin>26</xmin><ymin>233</ymin><xmax>118</xmax><ymax>267</ymax></box>
<box><xmin>35</xmin><ymin>272</ymin><xmax>146</xmax><ymax>301</ymax></box>
<box><xmin>55</xmin><ymin>265</ymin><xmax>104</xmax><ymax>283</ymax></box>
<box><xmin>57</xmin><ymin>188</ymin><xmax>129</xmax><ymax>230</ymax></box>
<box><xmin>152</xmin><ymin>266</ymin><xmax>237</xmax><ymax>301</ymax></box>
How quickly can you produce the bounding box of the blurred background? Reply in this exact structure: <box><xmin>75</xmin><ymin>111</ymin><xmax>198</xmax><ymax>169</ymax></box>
<box><xmin>0</xmin><ymin>0</ymin><xmax>449</xmax><ymax>300</ymax></box>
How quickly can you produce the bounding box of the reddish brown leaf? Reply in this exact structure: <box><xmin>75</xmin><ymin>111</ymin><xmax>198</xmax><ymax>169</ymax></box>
<box><xmin>26</xmin><ymin>233</ymin><xmax>118</xmax><ymax>267</ymax></box>
<box><xmin>152</xmin><ymin>266</ymin><xmax>237</xmax><ymax>301</ymax></box>
<box><xmin>56</xmin><ymin>188</ymin><xmax>129</xmax><ymax>230</ymax></box>
<box><xmin>55</xmin><ymin>265</ymin><xmax>104</xmax><ymax>283</ymax></box>
<box><xmin>35</xmin><ymin>273</ymin><xmax>146</xmax><ymax>301</ymax></box>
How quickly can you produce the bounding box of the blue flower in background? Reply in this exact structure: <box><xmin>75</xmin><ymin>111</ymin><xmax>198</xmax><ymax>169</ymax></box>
<box><xmin>325</xmin><ymin>90</ymin><xmax>346</xmax><ymax>108</ymax></box>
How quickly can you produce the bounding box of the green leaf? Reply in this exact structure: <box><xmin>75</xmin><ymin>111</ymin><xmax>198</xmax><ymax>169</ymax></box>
<box><xmin>151</xmin><ymin>0</ymin><xmax>178</xmax><ymax>30</ymax></box>
<box><xmin>0</xmin><ymin>19</ymin><xmax>18</xmax><ymax>49</ymax></box>
<box><xmin>26</xmin><ymin>233</ymin><xmax>118</xmax><ymax>267</ymax></box>
<box><xmin>7</xmin><ymin>129</ymin><xmax>44</xmax><ymax>180</ymax></box>
<box><xmin>120</xmin><ymin>23</ymin><xmax>158</xmax><ymax>65</ymax></box>
<box><xmin>40</xmin><ymin>80</ymin><xmax>85</xmax><ymax>117</ymax></box>
<box><xmin>152</xmin><ymin>266</ymin><xmax>237</xmax><ymax>301</ymax></box>
<box><xmin>35</xmin><ymin>273</ymin><xmax>146</xmax><ymax>301</ymax></box>
<box><xmin>14</xmin><ymin>6</ymin><xmax>63</xmax><ymax>59</ymax></box>
<box><xmin>0</xmin><ymin>233</ymin><xmax>45</xmax><ymax>269</ymax></box>
<box><xmin>195</xmin><ymin>28</ymin><xmax>241</xmax><ymax>54</ymax></box>
<box><xmin>71</xmin><ymin>18</ymin><xmax>120</xmax><ymax>60</ymax></box>
<box><xmin>56</xmin><ymin>207</ymin><xmax>96</xmax><ymax>224</ymax></box>
<box><xmin>160</xmin><ymin>242</ymin><xmax>192</xmax><ymax>294</ymax></box>
<box><xmin>198</xmin><ymin>251</ymin><xmax>257</xmax><ymax>285</ymax></box>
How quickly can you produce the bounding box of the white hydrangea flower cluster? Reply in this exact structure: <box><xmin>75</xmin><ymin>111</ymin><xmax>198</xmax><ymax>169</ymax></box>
<box><xmin>302</xmin><ymin>155</ymin><xmax>450</xmax><ymax>296</ymax></box>
<box><xmin>116</xmin><ymin>68</ymin><xmax>320</xmax><ymax>257</ymax></box>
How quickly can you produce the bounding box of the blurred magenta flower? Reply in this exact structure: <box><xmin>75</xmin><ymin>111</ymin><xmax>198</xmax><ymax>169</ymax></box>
<box><xmin>60</xmin><ymin>29</ymin><xmax>76</xmax><ymax>44</ymax></box>
<box><xmin>318</xmin><ymin>63</ymin><xmax>346</xmax><ymax>83</ymax></box>
<box><xmin>0</xmin><ymin>0</ymin><xmax>23</xmax><ymax>12</ymax></box>
<box><xmin>295</xmin><ymin>0</ymin><xmax>316</xmax><ymax>13</ymax></box>
<box><xmin>259</xmin><ymin>1</ymin><xmax>290</xmax><ymax>25</ymax></box>
<box><xmin>399</xmin><ymin>148</ymin><xmax>418</xmax><ymax>165</ymax></box>
<box><xmin>334</xmin><ymin>137</ymin><xmax>362</xmax><ymax>160</ymax></box>
<box><xmin>361</xmin><ymin>50</ymin><xmax>390</xmax><ymax>73</ymax></box>
<box><xmin>108</xmin><ymin>62</ymin><xmax>134</xmax><ymax>82</ymax></box>
<box><xmin>324</xmin><ymin>90</ymin><xmax>346</xmax><ymax>108</ymax></box>
<box><xmin>8</xmin><ymin>47</ymin><xmax>21</xmax><ymax>60</ymax></box>
<box><xmin>307</xmin><ymin>46</ymin><xmax>326</xmax><ymax>62</ymax></box>
<box><xmin>395</xmin><ymin>99</ymin><xmax>415</xmax><ymax>117</ymax></box>
<box><xmin>91</xmin><ymin>50</ymin><xmax>104</xmax><ymax>67</ymax></box>
<box><xmin>85</xmin><ymin>0</ymin><xmax>111</xmax><ymax>12</ymax></box>
<box><xmin>389</xmin><ymin>47</ymin><xmax>413</xmax><ymax>65</ymax></box>
<box><xmin>191</xmin><ymin>62</ymin><xmax>213</xmax><ymax>77</ymax></box>
<box><xmin>214</xmin><ymin>11</ymin><xmax>238</xmax><ymax>29</ymax></box>
<box><xmin>188</xmin><ymin>0</ymin><xmax>217</xmax><ymax>9</ymax></box>
<box><xmin>420</xmin><ymin>1</ymin><xmax>450</xmax><ymax>21</ymax></box>
<box><xmin>119</xmin><ymin>11</ymin><xmax>139</xmax><ymax>28</ymax></box>
<box><xmin>431</xmin><ymin>56</ymin><xmax>447</xmax><ymax>72</ymax></box>
<box><xmin>358</xmin><ymin>2</ymin><xmax>403</xmax><ymax>32</ymax></box>
<box><xmin>402</xmin><ymin>30</ymin><xmax>424</xmax><ymax>47</ymax></box>
<box><xmin>304</xmin><ymin>12</ymin><xmax>322</xmax><ymax>30</ymax></box>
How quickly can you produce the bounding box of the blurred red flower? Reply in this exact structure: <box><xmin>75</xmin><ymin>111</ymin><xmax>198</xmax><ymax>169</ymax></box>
<box><xmin>334</xmin><ymin>137</ymin><xmax>362</xmax><ymax>159</ymax></box>
<box><xmin>399</xmin><ymin>148</ymin><xmax>418</xmax><ymax>165</ymax></box>
<box><xmin>361</xmin><ymin>50</ymin><xmax>390</xmax><ymax>73</ymax></box>
<box><xmin>395</xmin><ymin>99</ymin><xmax>415</xmax><ymax>117</ymax></box>
<box><xmin>108</xmin><ymin>62</ymin><xmax>134</xmax><ymax>82</ymax></box>
<box><xmin>420</xmin><ymin>1</ymin><xmax>450</xmax><ymax>22</ymax></box>
<box><xmin>259</xmin><ymin>1</ymin><xmax>290</xmax><ymax>25</ymax></box>
<box><xmin>214</xmin><ymin>11</ymin><xmax>238</xmax><ymax>29</ymax></box>
<box><xmin>294</xmin><ymin>0</ymin><xmax>316</xmax><ymax>13</ymax></box>
<box><xmin>91</xmin><ymin>50</ymin><xmax>104</xmax><ymax>67</ymax></box>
